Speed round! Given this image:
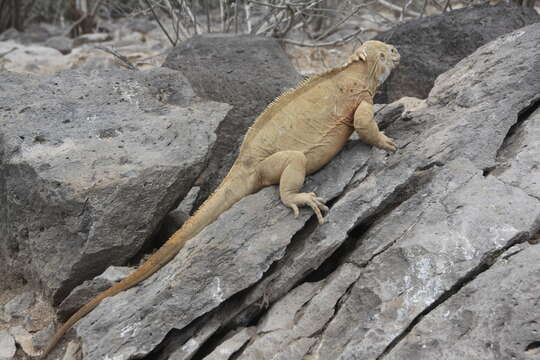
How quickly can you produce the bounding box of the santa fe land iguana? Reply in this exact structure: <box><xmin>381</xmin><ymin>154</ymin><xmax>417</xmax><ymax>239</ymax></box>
<box><xmin>42</xmin><ymin>40</ymin><xmax>400</xmax><ymax>358</ymax></box>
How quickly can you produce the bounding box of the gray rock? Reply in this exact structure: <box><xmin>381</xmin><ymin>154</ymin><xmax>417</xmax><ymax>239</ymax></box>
<box><xmin>204</xmin><ymin>327</ymin><xmax>255</xmax><ymax>360</ymax></box>
<box><xmin>493</xmin><ymin>107</ymin><xmax>540</xmax><ymax>199</ymax></box>
<box><xmin>10</xmin><ymin>326</ymin><xmax>38</xmax><ymax>356</ymax></box>
<box><xmin>0</xmin><ymin>330</ymin><xmax>16</xmax><ymax>360</ymax></box>
<box><xmin>0</xmin><ymin>24</ymin><xmax>52</xmax><ymax>44</ymax></box>
<box><xmin>57</xmin><ymin>266</ymin><xmax>133</xmax><ymax>321</ymax></box>
<box><xmin>374</xmin><ymin>3</ymin><xmax>540</xmax><ymax>103</ymax></box>
<box><xmin>3</xmin><ymin>292</ymin><xmax>34</xmax><ymax>321</ymax></box>
<box><xmin>44</xmin><ymin>36</ymin><xmax>74</xmax><ymax>55</ymax></box>
<box><xmin>385</xmin><ymin>244</ymin><xmax>540</xmax><ymax>360</ymax></box>
<box><xmin>0</xmin><ymin>67</ymin><xmax>230</xmax><ymax>304</ymax></box>
<box><xmin>312</xmin><ymin>159</ymin><xmax>540</xmax><ymax>359</ymax></box>
<box><xmin>238</xmin><ymin>264</ymin><xmax>361</xmax><ymax>360</ymax></box>
<box><xmin>73</xmin><ymin>33</ymin><xmax>112</xmax><ymax>47</ymax></box>
<box><xmin>31</xmin><ymin>324</ymin><xmax>55</xmax><ymax>351</ymax></box>
<box><xmin>61</xmin><ymin>341</ymin><xmax>81</xmax><ymax>360</ymax></box>
<box><xmin>162</xmin><ymin>34</ymin><xmax>302</xmax><ymax>210</ymax></box>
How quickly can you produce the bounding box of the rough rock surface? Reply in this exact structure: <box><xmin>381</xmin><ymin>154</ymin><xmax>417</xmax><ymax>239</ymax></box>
<box><xmin>0</xmin><ymin>330</ymin><xmax>16</xmax><ymax>360</ymax></box>
<box><xmin>67</xmin><ymin>23</ymin><xmax>540</xmax><ymax>360</ymax></box>
<box><xmin>3</xmin><ymin>292</ymin><xmax>34</xmax><ymax>322</ymax></box>
<box><xmin>493</xmin><ymin>106</ymin><xmax>540</xmax><ymax>200</ymax></box>
<box><xmin>0</xmin><ymin>67</ymin><xmax>230</xmax><ymax>304</ymax></box>
<box><xmin>374</xmin><ymin>3</ymin><xmax>540</xmax><ymax>103</ymax></box>
<box><xmin>162</xmin><ymin>34</ymin><xmax>302</xmax><ymax>209</ymax></box>
<box><xmin>0</xmin><ymin>41</ymin><xmax>71</xmax><ymax>74</ymax></box>
<box><xmin>385</xmin><ymin>243</ymin><xmax>540</xmax><ymax>360</ymax></box>
<box><xmin>10</xmin><ymin>326</ymin><xmax>39</xmax><ymax>356</ymax></box>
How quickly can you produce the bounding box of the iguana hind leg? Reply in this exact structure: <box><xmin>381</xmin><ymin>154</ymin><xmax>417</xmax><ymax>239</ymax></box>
<box><xmin>257</xmin><ymin>150</ymin><xmax>328</xmax><ymax>224</ymax></box>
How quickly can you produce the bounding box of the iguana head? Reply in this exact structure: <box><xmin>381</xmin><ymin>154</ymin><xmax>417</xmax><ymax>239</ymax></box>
<box><xmin>349</xmin><ymin>40</ymin><xmax>400</xmax><ymax>86</ymax></box>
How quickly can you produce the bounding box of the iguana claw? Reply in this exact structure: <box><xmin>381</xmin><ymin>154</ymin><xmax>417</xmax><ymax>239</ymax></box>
<box><xmin>377</xmin><ymin>132</ymin><xmax>397</xmax><ymax>152</ymax></box>
<box><xmin>286</xmin><ymin>192</ymin><xmax>329</xmax><ymax>224</ymax></box>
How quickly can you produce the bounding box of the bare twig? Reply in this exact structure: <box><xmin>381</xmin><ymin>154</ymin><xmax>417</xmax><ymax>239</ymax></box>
<box><xmin>144</xmin><ymin>0</ymin><xmax>176</xmax><ymax>46</ymax></box>
<box><xmin>400</xmin><ymin>0</ymin><xmax>414</xmax><ymax>21</ymax></box>
<box><xmin>205</xmin><ymin>0</ymin><xmax>211</xmax><ymax>32</ymax></box>
<box><xmin>95</xmin><ymin>46</ymin><xmax>139</xmax><ymax>71</ymax></box>
<box><xmin>0</xmin><ymin>47</ymin><xmax>16</xmax><ymax>59</ymax></box>
<box><xmin>314</xmin><ymin>1</ymin><xmax>374</xmax><ymax>41</ymax></box>
<box><xmin>234</xmin><ymin>0</ymin><xmax>239</xmax><ymax>34</ymax></box>
<box><xmin>281</xmin><ymin>27</ymin><xmax>365</xmax><ymax>47</ymax></box>
<box><xmin>377</xmin><ymin>0</ymin><xmax>420</xmax><ymax>17</ymax></box>
<box><xmin>245</xmin><ymin>0</ymin><xmax>252</xmax><ymax>33</ymax></box>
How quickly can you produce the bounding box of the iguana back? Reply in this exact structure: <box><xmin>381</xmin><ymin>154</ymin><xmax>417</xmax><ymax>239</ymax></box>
<box><xmin>238</xmin><ymin>60</ymin><xmax>373</xmax><ymax>174</ymax></box>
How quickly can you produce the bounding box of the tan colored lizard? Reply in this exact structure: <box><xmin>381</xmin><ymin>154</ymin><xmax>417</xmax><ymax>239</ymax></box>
<box><xmin>41</xmin><ymin>40</ymin><xmax>400</xmax><ymax>358</ymax></box>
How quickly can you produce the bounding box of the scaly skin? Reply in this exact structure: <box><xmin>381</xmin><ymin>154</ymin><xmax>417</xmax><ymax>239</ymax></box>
<box><xmin>41</xmin><ymin>40</ymin><xmax>400</xmax><ymax>358</ymax></box>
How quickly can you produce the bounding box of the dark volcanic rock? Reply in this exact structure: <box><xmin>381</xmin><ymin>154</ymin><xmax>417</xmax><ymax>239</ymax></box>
<box><xmin>374</xmin><ymin>3</ymin><xmax>540</xmax><ymax>103</ymax></box>
<box><xmin>0</xmin><ymin>67</ymin><xmax>230</xmax><ymax>304</ymax></box>
<box><xmin>162</xmin><ymin>34</ymin><xmax>302</xmax><ymax>210</ymax></box>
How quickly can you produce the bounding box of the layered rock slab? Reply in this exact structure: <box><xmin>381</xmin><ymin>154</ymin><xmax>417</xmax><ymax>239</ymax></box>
<box><xmin>0</xmin><ymin>68</ymin><xmax>230</xmax><ymax>303</ymax></box>
<box><xmin>311</xmin><ymin>159</ymin><xmax>540</xmax><ymax>360</ymax></box>
<box><xmin>384</xmin><ymin>243</ymin><xmax>540</xmax><ymax>360</ymax></box>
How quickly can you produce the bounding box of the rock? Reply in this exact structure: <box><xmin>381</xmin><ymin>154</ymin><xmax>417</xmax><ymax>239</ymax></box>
<box><xmin>385</xmin><ymin>244</ymin><xmax>540</xmax><ymax>359</ymax></box>
<box><xmin>0</xmin><ymin>41</ymin><xmax>71</xmax><ymax>74</ymax></box>
<box><xmin>9</xmin><ymin>326</ymin><xmax>39</xmax><ymax>357</ymax></box>
<box><xmin>492</xmin><ymin>106</ymin><xmax>540</xmax><ymax>199</ymax></box>
<box><xmin>311</xmin><ymin>158</ymin><xmax>540</xmax><ymax>359</ymax></box>
<box><xmin>128</xmin><ymin>23</ymin><xmax>540</xmax><ymax>360</ymax></box>
<box><xmin>31</xmin><ymin>324</ymin><xmax>55</xmax><ymax>351</ymax></box>
<box><xmin>0</xmin><ymin>24</ymin><xmax>52</xmax><ymax>44</ymax></box>
<box><xmin>57</xmin><ymin>266</ymin><xmax>133</xmax><ymax>321</ymax></box>
<box><xmin>0</xmin><ymin>330</ymin><xmax>16</xmax><ymax>360</ymax></box>
<box><xmin>0</xmin><ymin>67</ymin><xmax>230</xmax><ymax>304</ymax></box>
<box><xmin>162</xmin><ymin>34</ymin><xmax>302</xmax><ymax>209</ymax></box>
<box><xmin>73</xmin><ymin>33</ymin><xmax>112</xmax><ymax>47</ymax></box>
<box><xmin>44</xmin><ymin>36</ymin><xmax>74</xmax><ymax>55</ymax></box>
<box><xmin>204</xmin><ymin>328</ymin><xmax>255</xmax><ymax>360</ymax></box>
<box><xmin>0</xmin><ymin>28</ymin><xmax>21</xmax><ymax>42</ymax></box>
<box><xmin>61</xmin><ymin>341</ymin><xmax>81</xmax><ymax>360</ymax></box>
<box><xmin>374</xmin><ymin>3</ymin><xmax>540</xmax><ymax>103</ymax></box>
<box><xmin>3</xmin><ymin>292</ymin><xmax>35</xmax><ymax>321</ymax></box>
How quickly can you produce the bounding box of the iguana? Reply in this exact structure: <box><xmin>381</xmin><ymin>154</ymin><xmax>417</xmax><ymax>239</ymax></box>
<box><xmin>41</xmin><ymin>40</ymin><xmax>400</xmax><ymax>358</ymax></box>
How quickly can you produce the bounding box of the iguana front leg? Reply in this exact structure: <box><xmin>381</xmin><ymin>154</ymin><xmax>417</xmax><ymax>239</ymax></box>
<box><xmin>257</xmin><ymin>151</ymin><xmax>328</xmax><ymax>224</ymax></box>
<box><xmin>354</xmin><ymin>100</ymin><xmax>397</xmax><ymax>152</ymax></box>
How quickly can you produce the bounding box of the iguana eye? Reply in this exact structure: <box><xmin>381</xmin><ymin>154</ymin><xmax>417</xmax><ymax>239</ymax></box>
<box><xmin>380</xmin><ymin>53</ymin><xmax>386</xmax><ymax>60</ymax></box>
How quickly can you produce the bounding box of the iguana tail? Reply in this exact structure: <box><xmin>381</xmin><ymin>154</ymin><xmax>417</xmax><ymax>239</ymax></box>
<box><xmin>41</xmin><ymin>167</ymin><xmax>258</xmax><ymax>358</ymax></box>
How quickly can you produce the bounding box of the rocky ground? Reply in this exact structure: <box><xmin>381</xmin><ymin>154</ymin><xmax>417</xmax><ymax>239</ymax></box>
<box><xmin>1</xmin><ymin>4</ymin><xmax>540</xmax><ymax>360</ymax></box>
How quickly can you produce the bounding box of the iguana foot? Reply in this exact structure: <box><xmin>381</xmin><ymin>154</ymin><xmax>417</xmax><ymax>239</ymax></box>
<box><xmin>284</xmin><ymin>192</ymin><xmax>329</xmax><ymax>224</ymax></box>
<box><xmin>376</xmin><ymin>132</ymin><xmax>397</xmax><ymax>152</ymax></box>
